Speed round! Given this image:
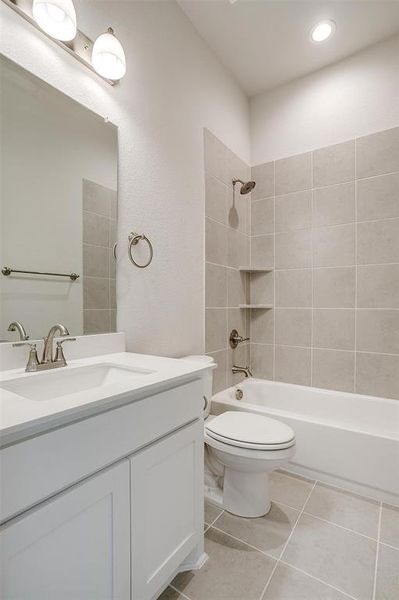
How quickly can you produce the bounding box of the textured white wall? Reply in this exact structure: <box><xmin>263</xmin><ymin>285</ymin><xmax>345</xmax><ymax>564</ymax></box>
<box><xmin>0</xmin><ymin>0</ymin><xmax>250</xmax><ymax>356</ymax></box>
<box><xmin>250</xmin><ymin>35</ymin><xmax>399</xmax><ymax>164</ymax></box>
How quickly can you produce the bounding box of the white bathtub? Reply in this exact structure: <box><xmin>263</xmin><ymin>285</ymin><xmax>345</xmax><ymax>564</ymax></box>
<box><xmin>212</xmin><ymin>379</ymin><xmax>399</xmax><ymax>505</ymax></box>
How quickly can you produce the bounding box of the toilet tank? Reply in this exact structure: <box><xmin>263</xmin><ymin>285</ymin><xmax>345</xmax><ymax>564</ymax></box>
<box><xmin>181</xmin><ymin>355</ymin><xmax>215</xmax><ymax>418</ymax></box>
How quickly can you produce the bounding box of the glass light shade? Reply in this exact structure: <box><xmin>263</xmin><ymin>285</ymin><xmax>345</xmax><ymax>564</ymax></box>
<box><xmin>310</xmin><ymin>20</ymin><xmax>335</xmax><ymax>43</ymax></box>
<box><xmin>92</xmin><ymin>28</ymin><xmax>126</xmax><ymax>80</ymax></box>
<box><xmin>32</xmin><ymin>0</ymin><xmax>77</xmax><ymax>41</ymax></box>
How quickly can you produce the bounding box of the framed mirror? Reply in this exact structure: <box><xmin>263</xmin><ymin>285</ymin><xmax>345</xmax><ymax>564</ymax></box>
<box><xmin>0</xmin><ymin>56</ymin><xmax>118</xmax><ymax>342</ymax></box>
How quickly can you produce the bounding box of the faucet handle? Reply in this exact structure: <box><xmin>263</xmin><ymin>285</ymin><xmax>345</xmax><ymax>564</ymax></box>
<box><xmin>54</xmin><ymin>337</ymin><xmax>76</xmax><ymax>365</ymax></box>
<box><xmin>13</xmin><ymin>342</ymin><xmax>40</xmax><ymax>372</ymax></box>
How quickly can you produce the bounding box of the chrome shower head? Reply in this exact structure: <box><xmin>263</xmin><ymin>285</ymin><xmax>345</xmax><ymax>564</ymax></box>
<box><xmin>232</xmin><ymin>178</ymin><xmax>256</xmax><ymax>195</ymax></box>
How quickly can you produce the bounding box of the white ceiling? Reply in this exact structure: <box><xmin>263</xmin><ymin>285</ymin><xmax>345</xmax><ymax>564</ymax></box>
<box><xmin>177</xmin><ymin>0</ymin><xmax>399</xmax><ymax>96</ymax></box>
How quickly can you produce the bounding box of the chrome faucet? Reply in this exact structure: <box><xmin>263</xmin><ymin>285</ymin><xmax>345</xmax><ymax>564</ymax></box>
<box><xmin>13</xmin><ymin>323</ymin><xmax>76</xmax><ymax>372</ymax></box>
<box><xmin>232</xmin><ymin>364</ymin><xmax>253</xmax><ymax>378</ymax></box>
<box><xmin>42</xmin><ymin>323</ymin><xmax>70</xmax><ymax>364</ymax></box>
<box><xmin>7</xmin><ymin>321</ymin><xmax>29</xmax><ymax>341</ymax></box>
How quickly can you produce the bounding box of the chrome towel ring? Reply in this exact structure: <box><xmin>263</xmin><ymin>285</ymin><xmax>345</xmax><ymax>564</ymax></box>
<box><xmin>128</xmin><ymin>232</ymin><xmax>153</xmax><ymax>268</ymax></box>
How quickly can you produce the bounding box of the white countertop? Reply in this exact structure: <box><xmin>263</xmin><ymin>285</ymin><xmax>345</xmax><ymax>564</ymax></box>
<box><xmin>0</xmin><ymin>352</ymin><xmax>212</xmax><ymax>447</ymax></box>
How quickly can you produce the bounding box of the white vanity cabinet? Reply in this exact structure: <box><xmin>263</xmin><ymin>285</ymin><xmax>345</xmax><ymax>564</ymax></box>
<box><xmin>0</xmin><ymin>461</ymin><xmax>131</xmax><ymax>600</ymax></box>
<box><xmin>0</xmin><ymin>377</ymin><xmax>205</xmax><ymax>600</ymax></box>
<box><xmin>131</xmin><ymin>420</ymin><xmax>203</xmax><ymax>600</ymax></box>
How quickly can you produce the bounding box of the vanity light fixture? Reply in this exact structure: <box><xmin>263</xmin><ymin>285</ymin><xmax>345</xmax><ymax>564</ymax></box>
<box><xmin>1</xmin><ymin>0</ymin><xmax>126</xmax><ymax>85</ymax></box>
<box><xmin>32</xmin><ymin>0</ymin><xmax>77</xmax><ymax>42</ymax></box>
<box><xmin>92</xmin><ymin>27</ymin><xmax>126</xmax><ymax>81</ymax></box>
<box><xmin>310</xmin><ymin>20</ymin><xmax>336</xmax><ymax>43</ymax></box>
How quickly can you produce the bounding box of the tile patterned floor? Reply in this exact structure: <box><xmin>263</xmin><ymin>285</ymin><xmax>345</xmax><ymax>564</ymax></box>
<box><xmin>158</xmin><ymin>471</ymin><xmax>399</xmax><ymax>600</ymax></box>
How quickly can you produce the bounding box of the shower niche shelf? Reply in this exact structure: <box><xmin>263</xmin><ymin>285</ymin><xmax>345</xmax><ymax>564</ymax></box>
<box><xmin>238</xmin><ymin>266</ymin><xmax>273</xmax><ymax>273</ymax></box>
<box><xmin>239</xmin><ymin>304</ymin><xmax>273</xmax><ymax>309</ymax></box>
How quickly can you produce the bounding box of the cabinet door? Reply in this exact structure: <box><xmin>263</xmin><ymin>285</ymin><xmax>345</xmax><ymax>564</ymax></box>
<box><xmin>131</xmin><ymin>420</ymin><xmax>203</xmax><ymax>600</ymax></box>
<box><xmin>0</xmin><ymin>460</ymin><xmax>130</xmax><ymax>600</ymax></box>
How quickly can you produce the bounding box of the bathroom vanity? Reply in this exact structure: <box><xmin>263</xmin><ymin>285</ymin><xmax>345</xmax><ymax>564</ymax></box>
<box><xmin>0</xmin><ymin>341</ymin><xmax>209</xmax><ymax>600</ymax></box>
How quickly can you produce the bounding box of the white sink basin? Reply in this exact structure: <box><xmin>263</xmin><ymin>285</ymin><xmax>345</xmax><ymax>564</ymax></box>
<box><xmin>0</xmin><ymin>363</ymin><xmax>154</xmax><ymax>401</ymax></box>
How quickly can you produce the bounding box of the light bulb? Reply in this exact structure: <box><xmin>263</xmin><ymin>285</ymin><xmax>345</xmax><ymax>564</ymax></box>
<box><xmin>310</xmin><ymin>20</ymin><xmax>336</xmax><ymax>43</ymax></box>
<box><xmin>32</xmin><ymin>0</ymin><xmax>77</xmax><ymax>41</ymax></box>
<box><xmin>92</xmin><ymin>28</ymin><xmax>126</xmax><ymax>80</ymax></box>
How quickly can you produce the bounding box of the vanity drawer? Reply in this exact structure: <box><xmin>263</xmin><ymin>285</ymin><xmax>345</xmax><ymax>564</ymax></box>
<box><xmin>0</xmin><ymin>378</ymin><xmax>204</xmax><ymax>523</ymax></box>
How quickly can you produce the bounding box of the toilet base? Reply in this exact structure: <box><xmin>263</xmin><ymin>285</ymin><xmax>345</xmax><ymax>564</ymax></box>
<box><xmin>223</xmin><ymin>468</ymin><xmax>271</xmax><ymax>518</ymax></box>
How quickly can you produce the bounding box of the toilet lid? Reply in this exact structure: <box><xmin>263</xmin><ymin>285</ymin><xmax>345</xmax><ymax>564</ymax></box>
<box><xmin>205</xmin><ymin>411</ymin><xmax>295</xmax><ymax>450</ymax></box>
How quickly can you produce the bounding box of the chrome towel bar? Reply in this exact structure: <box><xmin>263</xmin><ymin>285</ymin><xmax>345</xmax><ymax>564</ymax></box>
<box><xmin>1</xmin><ymin>267</ymin><xmax>79</xmax><ymax>281</ymax></box>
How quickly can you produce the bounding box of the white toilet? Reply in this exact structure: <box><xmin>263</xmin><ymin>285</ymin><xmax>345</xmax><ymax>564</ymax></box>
<box><xmin>183</xmin><ymin>355</ymin><xmax>296</xmax><ymax>518</ymax></box>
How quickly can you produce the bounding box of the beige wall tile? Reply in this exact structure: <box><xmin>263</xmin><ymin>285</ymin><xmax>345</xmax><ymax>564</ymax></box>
<box><xmin>357</xmin><ymin>172</ymin><xmax>399</xmax><ymax>222</ymax></box>
<box><xmin>83</xmin><ymin>309</ymin><xmax>110</xmax><ymax>334</ymax></box>
<box><xmin>312</xmin><ymin>349</ymin><xmax>355</xmax><ymax>392</ymax></box>
<box><xmin>251</xmin><ymin>197</ymin><xmax>274</xmax><ymax>235</ymax></box>
<box><xmin>228</xmin><ymin>307</ymin><xmax>248</xmax><ymax>339</ymax></box>
<box><xmin>205</xmin><ymin>174</ymin><xmax>228</xmax><ymax>224</ymax></box>
<box><xmin>356</xmin><ymin>352</ymin><xmax>399</xmax><ymax>400</ymax></box>
<box><xmin>275</xmin><ymin>152</ymin><xmax>312</xmax><ymax>195</ymax></box>
<box><xmin>110</xmin><ymin>309</ymin><xmax>116</xmax><ymax>332</ymax></box>
<box><xmin>313</xmin><ymin>140</ymin><xmax>355</xmax><ymax>187</ymax></box>
<box><xmin>204</xmin><ymin>129</ymin><xmax>228</xmax><ymax>184</ymax></box>
<box><xmin>228</xmin><ymin>191</ymin><xmax>248</xmax><ymax>234</ymax></box>
<box><xmin>250</xmin><ymin>271</ymin><xmax>274</xmax><ymax>305</ymax></box>
<box><xmin>206</xmin><ymin>262</ymin><xmax>228</xmax><ymax>308</ymax></box>
<box><xmin>206</xmin><ymin>218</ymin><xmax>228</xmax><ymax>265</ymax></box>
<box><xmin>228</xmin><ymin>150</ymin><xmax>250</xmax><ymax>186</ymax></box>
<box><xmin>275</xmin><ymin>308</ymin><xmax>312</xmax><ymax>347</ymax></box>
<box><xmin>229</xmin><ymin>343</ymin><xmax>251</xmax><ymax>386</ymax></box>
<box><xmin>205</xmin><ymin>308</ymin><xmax>227</xmax><ymax>353</ymax></box>
<box><xmin>356</xmin><ymin>127</ymin><xmax>399</xmax><ymax>179</ymax></box>
<box><xmin>83</xmin><ymin>211</ymin><xmax>109</xmax><ymax>246</ymax></box>
<box><xmin>83</xmin><ymin>244</ymin><xmax>109</xmax><ymax>278</ymax></box>
<box><xmin>251</xmin><ymin>162</ymin><xmax>274</xmax><ymax>200</ymax></box>
<box><xmin>251</xmin><ymin>234</ymin><xmax>274</xmax><ymax>268</ymax></box>
<box><xmin>228</xmin><ymin>228</ymin><xmax>248</xmax><ymax>268</ymax></box>
<box><xmin>109</xmin><ymin>219</ymin><xmax>117</xmax><ymax>248</ymax></box>
<box><xmin>313</xmin><ymin>223</ymin><xmax>355</xmax><ymax>267</ymax></box>
<box><xmin>313</xmin><ymin>309</ymin><xmax>355</xmax><ymax>350</ymax></box>
<box><xmin>275</xmin><ymin>229</ymin><xmax>311</xmax><ymax>269</ymax></box>
<box><xmin>313</xmin><ymin>182</ymin><xmax>355</xmax><ymax>227</ymax></box>
<box><xmin>82</xmin><ymin>179</ymin><xmax>113</xmax><ymax>216</ymax></box>
<box><xmin>357</xmin><ymin>219</ymin><xmax>399</xmax><ymax>264</ymax></box>
<box><xmin>275</xmin><ymin>269</ymin><xmax>312</xmax><ymax>307</ymax></box>
<box><xmin>357</xmin><ymin>264</ymin><xmax>399</xmax><ymax>308</ymax></box>
<box><xmin>207</xmin><ymin>350</ymin><xmax>227</xmax><ymax>394</ymax></box>
<box><xmin>313</xmin><ymin>267</ymin><xmax>355</xmax><ymax>308</ymax></box>
<box><xmin>83</xmin><ymin>277</ymin><xmax>109</xmax><ymax>310</ymax></box>
<box><xmin>357</xmin><ymin>309</ymin><xmax>399</xmax><ymax>354</ymax></box>
<box><xmin>251</xmin><ymin>308</ymin><xmax>274</xmax><ymax>344</ymax></box>
<box><xmin>227</xmin><ymin>268</ymin><xmax>247</xmax><ymax>307</ymax></box>
<box><xmin>109</xmin><ymin>248</ymin><xmax>116</xmax><ymax>278</ymax></box>
<box><xmin>250</xmin><ymin>343</ymin><xmax>273</xmax><ymax>379</ymax></box>
<box><xmin>110</xmin><ymin>279</ymin><xmax>116</xmax><ymax>309</ymax></box>
<box><xmin>275</xmin><ymin>346</ymin><xmax>311</xmax><ymax>386</ymax></box>
<box><xmin>275</xmin><ymin>190</ymin><xmax>312</xmax><ymax>232</ymax></box>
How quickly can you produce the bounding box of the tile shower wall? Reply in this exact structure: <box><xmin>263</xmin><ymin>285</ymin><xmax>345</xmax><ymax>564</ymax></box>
<box><xmin>250</xmin><ymin>126</ymin><xmax>399</xmax><ymax>399</ymax></box>
<box><xmin>204</xmin><ymin>130</ymin><xmax>251</xmax><ymax>392</ymax></box>
<box><xmin>82</xmin><ymin>179</ymin><xmax>117</xmax><ymax>334</ymax></box>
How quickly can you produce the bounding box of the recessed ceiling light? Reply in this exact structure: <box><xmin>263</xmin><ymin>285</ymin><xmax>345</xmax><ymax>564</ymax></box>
<box><xmin>310</xmin><ymin>20</ymin><xmax>336</xmax><ymax>43</ymax></box>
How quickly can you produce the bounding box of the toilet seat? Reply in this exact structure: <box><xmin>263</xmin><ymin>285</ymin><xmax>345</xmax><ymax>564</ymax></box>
<box><xmin>205</xmin><ymin>411</ymin><xmax>295</xmax><ymax>451</ymax></box>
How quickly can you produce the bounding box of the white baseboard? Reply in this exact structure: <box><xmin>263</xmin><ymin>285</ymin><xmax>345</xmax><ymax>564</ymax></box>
<box><xmin>179</xmin><ymin>551</ymin><xmax>208</xmax><ymax>572</ymax></box>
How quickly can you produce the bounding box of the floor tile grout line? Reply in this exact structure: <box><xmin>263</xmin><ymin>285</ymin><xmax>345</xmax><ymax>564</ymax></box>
<box><xmin>208</xmin><ymin>523</ymin><xmax>277</xmax><ymax>563</ymax></box>
<box><xmin>168</xmin><ymin>583</ymin><xmax>192</xmax><ymax>600</ymax></box>
<box><xmin>204</xmin><ymin>509</ymin><xmax>224</xmax><ymax>533</ymax></box>
<box><xmin>379</xmin><ymin>540</ymin><xmax>399</xmax><ymax>551</ymax></box>
<box><xmin>301</xmin><ymin>511</ymin><xmax>378</xmax><ymax>542</ymax></box>
<box><xmin>372</xmin><ymin>502</ymin><xmax>383</xmax><ymax>600</ymax></box>
<box><xmin>282</xmin><ymin>469</ymin><xmax>388</xmax><ymax>506</ymax></box>
<box><xmin>259</xmin><ymin>480</ymin><xmax>317</xmax><ymax>600</ymax></box>
<box><xmin>277</xmin><ymin>559</ymin><xmax>360</xmax><ymax>600</ymax></box>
